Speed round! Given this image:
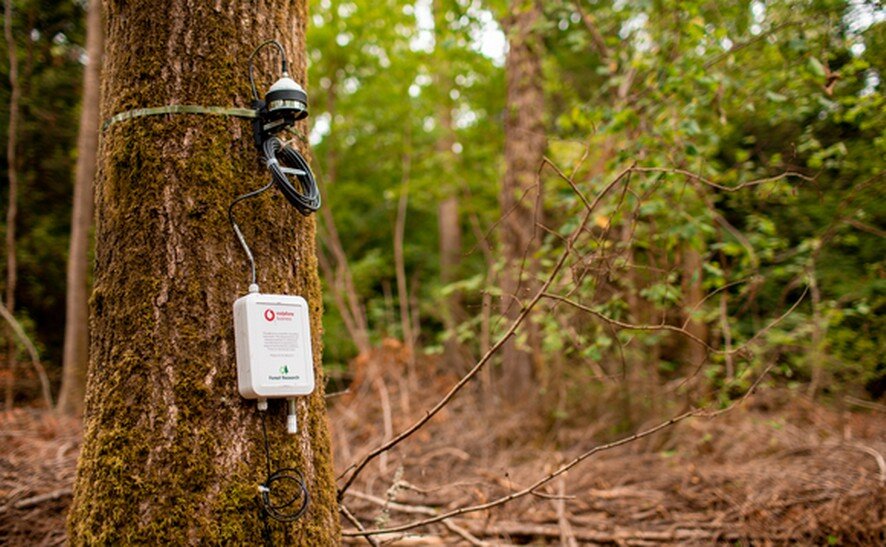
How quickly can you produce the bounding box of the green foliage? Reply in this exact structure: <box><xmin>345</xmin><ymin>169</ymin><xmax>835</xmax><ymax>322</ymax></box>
<box><xmin>307</xmin><ymin>0</ymin><xmax>504</xmax><ymax>363</ymax></box>
<box><xmin>532</xmin><ymin>0</ymin><xmax>885</xmax><ymax>407</ymax></box>
<box><xmin>1</xmin><ymin>0</ymin><xmax>85</xmax><ymax>389</ymax></box>
<box><xmin>1</xmin><ymin>0</ymin><xmax>882</xmax><ymax>407</ymax></box>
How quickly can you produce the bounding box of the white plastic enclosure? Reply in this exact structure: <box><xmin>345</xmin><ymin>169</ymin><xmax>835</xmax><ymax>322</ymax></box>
<box><xmin>233</xmin><ymin>292</ymin><xmax>315</xmax><ymax>399</ymax></box>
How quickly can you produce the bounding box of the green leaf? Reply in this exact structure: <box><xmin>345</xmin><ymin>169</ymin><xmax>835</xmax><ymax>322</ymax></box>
<box><xmin>808</xmin><ymin>57</ymin><xmax>826</xmax><ymax>78</ymax></box>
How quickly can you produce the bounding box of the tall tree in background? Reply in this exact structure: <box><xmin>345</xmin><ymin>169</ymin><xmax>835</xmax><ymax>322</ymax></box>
<box><xmin>67</xmin><ymin>1</ymin><xmax>340</xmax><ymax>543</ymax></box>
<box><xmin>57</xmin><ymin>0</ymin><xmax>102</xmax><ymax>417</ymax></box>
<box><xmin>499</xmin><ymin>0</ymin><xmax>545</xmax><ymax>398</ymax></box>
<box><xmin>3</xmin><ymin>0</ymin><xmax>20</xmax><ymax>410</ymax></box>
<box><xmin>434</xmin><ymin>0</ymin><xmax>465</xmax><ymax>371</ymax></box>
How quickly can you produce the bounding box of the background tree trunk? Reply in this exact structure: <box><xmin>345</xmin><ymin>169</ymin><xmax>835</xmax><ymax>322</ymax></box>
<box><xmin>433</xmin><ymin>0</ymin><xmax>464</xmax><ymax>372</ymax></box>
<box><xmin>499</xmin><ymin>0</ymin><xmax>545</xmax><ymax>400</ymax></box>
<box><xmin>3</xmin><ymin>0</ymin><xmax>20</xmax><ymax>410</ymax></box>
<box><xmin>57</xmin><ymin>0</ymin><xmax>103</xmax><ymax>417</ymax></box>
<box><xmin>681</xmin><ymin>247</ymin><xmax>708</xmax><ymax>372</ymax></box>
<box><xmin>67</xmin><ymin>1</ymin><xmax>340</xmax><ymax>543</ymax></box>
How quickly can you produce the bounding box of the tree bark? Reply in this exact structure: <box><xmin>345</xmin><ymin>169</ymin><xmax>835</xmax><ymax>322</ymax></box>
<box><xmin>57</xmin><ymin>0</ymin><xmax>103</xmax><ymax>417</ymax></box>
<box><xmin>499</xmin><ymin>0</ymin><xmax>545</xmax><ymax>400</ymax></box>
<box><xmin>3</xmin><ymin>0</ymin><xmax>20</xmax><ymax>411</ymax></box>
<box><xmin>67</xmin><ymin>1</ymin><xmax>340</xmax><ymax>543</ymax></box>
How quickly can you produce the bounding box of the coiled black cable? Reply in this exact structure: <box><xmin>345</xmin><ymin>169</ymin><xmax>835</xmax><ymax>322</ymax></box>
<box><xmin>262</xmin><ymin>136</ymin><xmax>321</xmax><ymax>216</ymax></box>
<box><xmin>258</xmin><ymin>410</ymin><xmax>310</xmax><ymax>527</ymax></box>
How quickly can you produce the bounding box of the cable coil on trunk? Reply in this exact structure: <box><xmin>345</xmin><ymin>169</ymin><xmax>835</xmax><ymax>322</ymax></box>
<box><xmin>263</xmin><ymin>136</ymin><xmax>321</xmax><ymax>216</ymax></box>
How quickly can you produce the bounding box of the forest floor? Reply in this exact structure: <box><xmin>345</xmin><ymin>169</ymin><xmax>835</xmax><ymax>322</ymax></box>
<box><xmin>1</xmin><ymin>341</ymin><xmax>884</xmax><ymax>545</ymax></box>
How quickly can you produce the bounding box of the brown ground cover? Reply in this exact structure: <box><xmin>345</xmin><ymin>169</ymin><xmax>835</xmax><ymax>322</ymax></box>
<box><xmin>2</xmin><ymin>343</ymin><xmax>883</xmax><ymax>545</ymax></box>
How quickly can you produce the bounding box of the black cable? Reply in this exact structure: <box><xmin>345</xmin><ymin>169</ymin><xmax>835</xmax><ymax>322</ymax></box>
<box><xmin>249</xmin><ymin>40</ymin><xmax>288</xmax><ymax>102</ymax></box>
<box><xmin>234</xmin><ymin>42</ymin><xmax>314</xmax><ymax>539</ymax></box>
<box><xmin>257</xmin><ymin>408</ymin><xmax>311</xmax><ymax>524</ymax></box>
<box><xmin>228</xmin><ymin>181</ymin><xmax>274</xmax><ymax>287</ymax></box>
<box><xmin>227</xmin><ymin>137</ymin><xmax>320</xmax><ymax>288</ymax></box>
<box><xmin>262</xmin><ymin>136</ymin><xmax>321</xmax><ymax>216</ymax></box>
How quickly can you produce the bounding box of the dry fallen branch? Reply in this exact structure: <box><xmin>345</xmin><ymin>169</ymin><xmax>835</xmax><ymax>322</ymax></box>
<box><xmin>346</xmin><ymin>490</ymin><xmax>485</xmax><ymax>546</ymax></box>
<box><xmin>340</xmin><ymin>504</ymin><xmax>380</xmax><ymax>547</ymax></box>
<box><xmin>344</xmin><ymin>409</ymin><xmax>702</xmax><ymax>537</ymax></box>
<box><xmin>344</xmin><ymin>363</ymin><xmax>775</xmax><ymax>538</ymax></box>
<box><xmin>12</xmin><ymin>489</ymin><xmax>72</xmax><ymax>510</ymax></box>
<box><xmin>457</xmin><ymin>520</ymin><xmax>784</xmax><ymax>543</ymax></box>
<box><xmin>843</xmin><ymin>395</ymin><xmax>886</xmax><ymax>413</ymax></box>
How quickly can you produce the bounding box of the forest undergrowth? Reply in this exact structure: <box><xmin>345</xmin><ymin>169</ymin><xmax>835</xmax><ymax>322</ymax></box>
<box><xmin>2</xmin><ymin>341</ymin><xmax>883</xmax><ymax>545</ymax></box>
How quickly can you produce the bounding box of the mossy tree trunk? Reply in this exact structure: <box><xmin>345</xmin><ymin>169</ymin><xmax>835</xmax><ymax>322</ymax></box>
<box><xmin>67</xmin><ymin>1</ymin><xmax>340</xmax><ymax>544</ymax></box>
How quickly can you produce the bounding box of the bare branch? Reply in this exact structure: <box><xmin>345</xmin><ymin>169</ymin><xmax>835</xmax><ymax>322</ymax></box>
<box><xmin>542</xmin><ymin>292</ymin><xmax>714</xmax><ymax>351</ymax></box>
<box><xmin>630</xmin><ymin>166</ymin><xmax>813</xmax><ymax>192</ymax></box>
<box><xmin>545</xmin><ymin>284</ymin><xmax>808</xmax><ymax>358</ymax></box>
<box><xmin>345</xmin><ymin>490</ymin><xmax>485</xmax><ymax>546</ymax></box>
<box><xmin>336</xmin><ymin>164</ymin><xmax>635</xmax><ymax>500</ymax></box>
<box><xmin>571</xmin><ymin>1</ymin><xmax>611</xmax><ymax>60</ymax></box>
<box><xmin>345</xmin><ymin>362</ymin><xmax>775</xmax><ymax>538</ymax></box>
<box><xmin>0</xmin><ymin>301</ymin><xmax>52</xmax><ymax>409</ymax></box>
<box><xmin>343</xmin><ymin>409</ymin><xmax>698</xmax><ymax>537</ymax></box>
<box><xmin>703</xmin><ymin>22</ymin><xmax>799</xmax><ymax>69</ymax></box>
<box><xmin>340</xmin><ymin>504</ymin><xmax>381</xmax><ymax>547</ymax></box>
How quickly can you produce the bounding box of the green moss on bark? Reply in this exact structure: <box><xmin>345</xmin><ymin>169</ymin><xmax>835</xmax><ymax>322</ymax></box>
<box><xmin>67</xmin><ymin>1</ymin><xmax>340</xmax><ymax>544</ymax></box>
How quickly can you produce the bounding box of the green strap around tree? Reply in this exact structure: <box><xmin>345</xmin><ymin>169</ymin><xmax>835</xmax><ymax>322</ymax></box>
<box><xmin>102</xmin><ymin>105</ymin><xmax>257</xmax><ymax>131</ymax></box>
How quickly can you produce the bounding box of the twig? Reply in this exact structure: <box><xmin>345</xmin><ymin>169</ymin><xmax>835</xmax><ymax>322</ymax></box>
<box><xmin>843</xmin><ymin>395</ymin><xmax>886</xmax><ymax>413</ymax></box>
<box><xmin>340</xmin><ymin>504</ymin><xmax>380</xmax><ymax>547</ymax></box>
<box><xmin>571</xmin><ymin>1</ymin><xmax>611</xmax><ymax>60</ymax></box>
<box><xmin>846</xmin><ymin>443</ymin><xmax>886</xmax><ymax>486</ymax></box>
<box><xmin>344</xmin><ymin>362</ymin><xmax>774</xmax><ymax>538</ymax></box>
<box><xmin>544</xmin><ymin>286</ymin><xmax>808</xmax><ymax>358</ymax></box>
<box><xmin>703</xmin><ymin>22</ymin><xmax>799</xmax><ymax>68</ymax></box>
<box><xmin>336</xmin><ymin>165</ymin><xmax>635</xmax><ymax>500</ymax></box>
<box><xmin>458</xmin><ymin>520</ymin><xmax>781</xmax><ymax>543</ymax></box>
<box><xmin>630</xmin><ymin>166</ymin><xmax>813</xmax><ymax>192</ymax></box>
<box><xmin>12</xmin><ymin>488</ymin><xmax>72</xmax><ymax>510</ymax></box>
<box><xmin>542</xmin><ymin>292</ymin><xmax>714</xmax><ymax>351</ymax></box>
<box><xmin>344</xmin><ymin>410</ymin><xmax>700</xmax><ymax>537</ymax></box>
<box><xmin>556</xmin><ymin>477</ymin><xmax>577</xmax><ymax>547</ymax></box>
<box><xmin>0</xmin><ymin>301</ymin><xmax>53</xmax><ymax>409</ymax></box>
<box><xmin>346</xmin><ymin>490</ymin><xmax>485</xmax><ymax>546</ymax></box>
<box><xmin>373</xmin><ymin>376</ymin><xmax>393</xmax><ymax>474</ymax></box>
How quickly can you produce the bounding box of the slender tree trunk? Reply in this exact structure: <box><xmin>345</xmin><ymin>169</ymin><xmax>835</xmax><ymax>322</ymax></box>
<box><xmin>316</xmin><ymin>78</ymin><xmax>372</xmax><ymax>355</ymax></box>
<box><xmin>499</xmin><ymin>0</ymin><xmax>545</xmax><ymax>400</ymax></box>
<box><xmin>3</xmin><ymin>0</ymin><xmax>20</xmax><ymax>411</ymax></box>
<box><xmin>433</xmin><ymin>0</ymin><xmax>464</xmax><ymax>371</ymax></box>
<box><xmin>394</xmin><ymin>123</ymin><xmax>414</xmax><ymax>351</ymax></box>
<box><xmin>681</xmin><ymin>247</ymin><xmax>708</xmax><ymax>371</ymax></box>
<box><xmin>68</xmin><ymin>2</ymin><xmax>340</xmax><ymax>543</ymax></box>
<box><xmin>807</xmin><ymin>260</ymin><xmax>826</xmax><ymax>400</ymax></box>
<box><xmin>57</xmin><ymin>0</ymin><xmax>103</xmax><ymax>417</ymax></box>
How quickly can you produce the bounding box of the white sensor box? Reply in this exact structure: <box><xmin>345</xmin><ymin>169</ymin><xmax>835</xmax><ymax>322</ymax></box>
<box><xmin>233</xmin><ymin>292</ymin><xmax>315</xmax><ymax>399</ymax></box>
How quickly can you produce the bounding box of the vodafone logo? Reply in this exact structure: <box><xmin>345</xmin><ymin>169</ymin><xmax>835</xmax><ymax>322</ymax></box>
<box><xmin>264</xmin><ymin>309</ymin><xmax>276</xmax><ymax>322</ymax></box>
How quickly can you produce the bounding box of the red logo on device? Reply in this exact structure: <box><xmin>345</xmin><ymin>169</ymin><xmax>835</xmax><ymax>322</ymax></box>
<box><xmin>264</xmin><ymin>309</ymin><xmax>276</xmax><ymax>322</ymax></box>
